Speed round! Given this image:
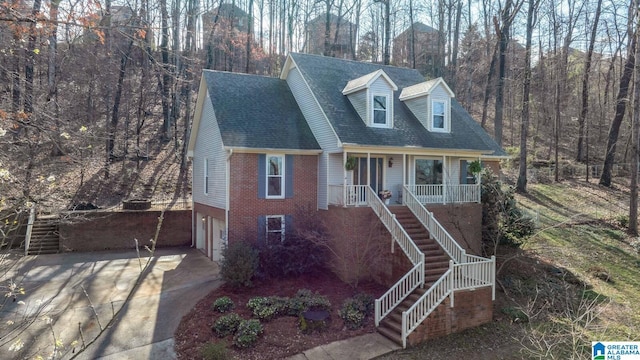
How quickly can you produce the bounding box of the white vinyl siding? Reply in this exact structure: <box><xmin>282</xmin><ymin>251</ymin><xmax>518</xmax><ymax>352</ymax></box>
<box><xmin>286</xmin><ymin>66</ymin><xmax>341</xmax><ymax>209</ymax></box>
<box><xmin>193</xmin><ymin>90</ymin><xmax>227</xmax><ymax>209</ymax></box>
<box><xmin>385</xmin><ymin>157</ymin><xmax>403</xmax><ymax>204</ymax></box>
<box><xmin>347</xmin><ymin>90</ymin><xmax>367</xmax><ymax>124</ymax></box>
<box><xmin>328</xmin><ymin>153</ymin><xmax>347</xmax><ymax>186</ymax></box>
<box><xmin>404</xmin><ymin>98</ymin><xmax>429</xmax><ymax>129</ymax></box>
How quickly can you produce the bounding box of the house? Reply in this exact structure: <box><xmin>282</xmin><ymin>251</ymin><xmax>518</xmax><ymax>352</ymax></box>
<box><xmin>304</xmin><ymin>13</ymin><xmax>356</xmax><ymax>59</ymax></box>
<box><xmin>187</xmin><ymin>53</ymin><xmax>506</xmax><ymax>347</ymax></box>
<box><xmin>392</xmin><ymin>22</ymin><xmax>443</xmax><ymax>76</ymax></box>
<box><xmin>202</xmin><ymin>3</ymin><xmax>251</xmax><ymax>71</ymax></box>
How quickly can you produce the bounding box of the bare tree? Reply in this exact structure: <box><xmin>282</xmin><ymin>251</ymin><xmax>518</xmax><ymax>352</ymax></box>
<box><xmin>493</xmin><ymin>0</ymin><xmax>523</xmax><ymax>146</ymax></box>
<box><xmin>516</xmin><ymin>0</ymin><xmax>540</xmax><ymax>193</ymax></box>
<box><xmin>600</xmin><ymin>2</ymin><xmax>638</xmax><ymax>187</ymax></box>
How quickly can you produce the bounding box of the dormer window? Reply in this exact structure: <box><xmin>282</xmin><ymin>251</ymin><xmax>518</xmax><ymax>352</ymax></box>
<box><xmin>343</xmin><ymin>70</ymin><xmax>397</xmax><ymax>129</ymax></box>
<box><xmin>373</xmin><ymin>95</ymin><xmax>389</xmax><ymax>126</ymax></box>
<box><xmin>399</xmin><ymin>77</ymin><xmax>454</xmax><ymax>133</ymax></box>
<box><xmin>432</xmin><ymin>100</ymin><xmax>446</xmax><ymax>131</ymax></box>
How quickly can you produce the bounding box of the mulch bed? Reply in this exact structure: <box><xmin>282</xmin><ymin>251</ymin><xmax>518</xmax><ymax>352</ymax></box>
<box><xmin>174</xmin><ymin>272</ymin><xmax>388</xmax><ymax>360</ymax></box>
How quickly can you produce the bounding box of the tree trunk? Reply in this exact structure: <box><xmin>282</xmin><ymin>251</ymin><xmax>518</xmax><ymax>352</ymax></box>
<box><xmin>160</xmin><ymin>0</ymin><xmax>172</xmax><ymax>141</ymax></box>
<box><xmin>481</xmin><ymin>37</ymin><xmax>499</xmax><ymax>129</ymax></box>
<box><xmin>107</xmin><ymin>41</ymin><xmax>134</xmax><ymax>158</ymax></box>
<box><xmin>600</xmin><ymin>22</ymin><xmax>638</xmax><ymax>187</ymax></box>
<box><xmin>516</xmin><ymin>0</ymin><xmax>537</xmax><ymax>193</ymax></box>
<box><xmin>576</xmin><ymin>0</ymin><xmax>602</xmax><ymax>162</ymax></box>
<box><xmin>630</xmin><ymin>21</ymin><xmax>640</xmax><ymax>235</ymax></box>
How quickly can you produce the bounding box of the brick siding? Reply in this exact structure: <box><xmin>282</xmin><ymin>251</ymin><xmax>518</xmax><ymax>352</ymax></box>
<box><xmin>227</xmin><ymin>152</ymin><xmax>318</xmax><ymax>243</ymax></box>
<box><xmin>59</xmin><ymin>210</ymin><xmax>191</xmax><ymax>252</ymax></box>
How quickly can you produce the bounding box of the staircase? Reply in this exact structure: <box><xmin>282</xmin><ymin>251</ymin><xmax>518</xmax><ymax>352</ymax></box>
<box><xmin>377</xmin><ymin>206</ymin><xmax>451</xmax><ymax>345</ymax></box>
<box><xmin>27</xmin><ymin>217</ymin><xmax>59</xmax><ymax>255</ymax></box>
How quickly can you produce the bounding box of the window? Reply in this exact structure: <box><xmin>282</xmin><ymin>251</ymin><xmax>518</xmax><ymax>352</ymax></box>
<box><xmin>372</xmin><ymin>95</ymin><xmax>388</xmax><ymax>126</ymax></box>
<box><xmin>460</xmin><ymin>160</ymin><xmax>476</xmax><ymax>184</ymax></box>
<box><xmin>432</xmin><ymin>100</ymin><xmax>445</xmax><ymax>130</ymax></box>
<box><xmin>204</xmin><ymin>158</ymin><xmax>209</xmax><ymax>195</ymax></box>
<box><xmin>267</xmin><ymin>155</ymin><xmax>284</xmax><ymax>198</ymax></box>
<box><xmin>266</xmin><ymin>215</ymin><xmax>285</xmax><ymax>243</ymax></box>
<box><xmin>415</xmin><ymin>159</ymin><xmax>443</xmax><ymax>185</ymax></box>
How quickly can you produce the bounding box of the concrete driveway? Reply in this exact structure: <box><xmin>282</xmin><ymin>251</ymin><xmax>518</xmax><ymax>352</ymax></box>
<box><xmin>0</xmin><ymin>247</ymin><xmax>222</xmax><ymax>359</ymax></box>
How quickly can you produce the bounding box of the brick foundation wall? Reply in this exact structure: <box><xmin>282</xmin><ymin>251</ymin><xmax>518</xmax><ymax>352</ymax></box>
<box><xmin>59</xmin><ymin>210</ymin><xmax>191</xmax><ymax>252</ymax></box>
<box><xmin>321</xmin><ymin>206</ymin><xmax>396</xmax><ymax>286</ymax></box>
<box><xmin>227</xmin><ymin>152</ymin><xmax>318</xmax><ymax>243</ymax></box>
<box><xmin>407</xmin><ymin>287</ymin><xmax>493</xmax><ymax>346</ymax></box>
<box><xmin>426</xmin><ymin>203</ymin><xmax>483</xmax><ymax>255</ymax></box>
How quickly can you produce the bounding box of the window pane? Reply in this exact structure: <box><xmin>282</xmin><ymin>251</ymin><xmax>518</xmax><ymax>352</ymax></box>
<box><xmin>374</xmin><ymin>109</ymin><xmax>386</xmax><ymax>124</ymax></box>
<box><xmin>434</xmin><ymin>115</ymin><xmax>444</xmax><ymax>128</ymax></box>
<box><xmin>268</xmin><ymin>156</ymin><xmax>282</xmax><ymax>175</ymax></box>
<box><xmin>374</xmin><ymin>96</ymin><xmax>386</xmax><ymax>110</ymax></box>
<box><xmin>268</xmin><ymin>176</ymin><xmax>282</xmax><ymax>196</ymax></box>
<box><xmin>415</xmin><ymin>159</ymin><xmax>443</xmax><ymax>185</ymax></box>
<box><xmin>433</xmin><ymin>101</ymin><xmax>444</xmax><ymax>115</ymax></box>
<box><xmin>267</xmin><ymin>217</ymin><xmax>282</xmax><ymax>231</ymax></box>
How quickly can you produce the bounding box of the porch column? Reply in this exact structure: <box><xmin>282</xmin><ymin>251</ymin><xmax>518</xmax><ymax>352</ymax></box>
<box><xmin>402</xmin><ymin>154</ymin><xmax>407</xmax><ymax>205</ymax></box>
<box><xmin>442</xmin><ymin>155</ymin><xmax>447</xmax><ymax>204</ymax></box>
<box><xmin>367</xmin><ymin>152</ymin><xmax>371</xmax><ymax>196</ymax></box>
<box><xmin>343</xmin><ymin>152</ymin><xmax>347</xmax><ymax>207</ymax></box>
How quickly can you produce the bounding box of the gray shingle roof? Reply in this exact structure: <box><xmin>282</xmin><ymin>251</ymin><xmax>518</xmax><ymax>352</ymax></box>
<box><xmin>289</xmin><ymin>52</ymin><xmax>506</xmax><ymax>156</ymax></box>
<box><xmin>203</xmin><ymin>70</ymin><xmax>320</xmax><ymax>150</ymax></box>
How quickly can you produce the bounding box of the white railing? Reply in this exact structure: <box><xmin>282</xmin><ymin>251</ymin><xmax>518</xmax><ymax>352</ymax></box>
<box><xmin>447</xmin><ymin>184</ymin><xmax>481</xmax><ymax>203</ymax></box>
<box><xmin>24</xmin><ymin>207</ymin><xmax>36</xmax><ymax>256</ymax></box>
<box><xmin>375</xmin><ymin>263</ymin><xmax>423</xmax><ymax>326</ymax></box>
<box><xmin>404</xmin><ymin>186</ymin><xmax>466</xmax><ymax>263</ymax></box>
<box><xmin>406</xmin><ymin>184</ymin><xmax>444</xmax><ymax>204</ymax></box>
<box><xmin>346</xmin><ymin>185</ymin><xmax>368</xmax><ymax>206</ymax></box>
<box><xmin>369</xmin><ymin>186</ymin><xmax>425</xmax><ymax>328</ymax></box>
<box><xmin>395</xmin><ymin>186</ymin><xmax>495</xmax><ymax>348</ymax></box>
<box><xmin>405</xmin><ymin>184</ymin><xmax>480</xmax><ymax>204</ymax></box>
<box><xmin>452</xmin><ymin>255</ymin><xmax>496</xmax><ymax>301</ymax></box>
<box><xmin>402</xmin><ymin>264</ymin><xmax>453</xmax><ymax>348</ymax></box>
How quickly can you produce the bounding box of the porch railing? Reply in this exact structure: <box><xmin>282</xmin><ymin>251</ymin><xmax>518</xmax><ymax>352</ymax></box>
<box><xmin>404</xmin><ymin>186</ymin><xmax>466</xmax><ymax>263</ymax></box>
<box><xmin>401</xmin><ymin>256</ymin><xmax>495</xmax><ymax>348</ymax></box>
<box><xmin>405</xmin><ymin>184</ymin><xmax>480</xmax><ymax>204</ymax></box>
<box><xmin>395</xmin><ymin>185</ymin><xmax>495</xmax><ymax>348</ymax></box>
<box><xmin>368</xmin><ymin>186</ymin><xmax>425</xmax><ymax>327</ymax></box>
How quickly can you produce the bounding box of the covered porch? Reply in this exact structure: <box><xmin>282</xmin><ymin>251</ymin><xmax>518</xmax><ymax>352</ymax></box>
<box><xmin>328</xmin><ymin>150</ymin><xmax>481</xmax><ymax>207</ymax></box>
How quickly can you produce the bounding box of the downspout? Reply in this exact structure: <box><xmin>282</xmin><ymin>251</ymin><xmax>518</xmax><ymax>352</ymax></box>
<box><xmin>225</xmin><ymin>148</ymin><xmax>233</xmax><ymax>247</ymax></box>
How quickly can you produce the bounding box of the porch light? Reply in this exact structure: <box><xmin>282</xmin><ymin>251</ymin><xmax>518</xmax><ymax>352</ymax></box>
<box><xmin>388</xmin><ymin>157</ymin><xmax>394</xmax><ymax>168</ymax></box>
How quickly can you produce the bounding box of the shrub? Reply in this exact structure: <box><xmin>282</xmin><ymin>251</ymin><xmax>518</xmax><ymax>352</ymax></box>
<box><xmin>212</xmin><ymin>313</ymin><xmax>243</xmax><ymax>338</ymax></box>
<box><xmin>257</xmin><ymin>234</ymin><xmax>327</xmax><ymax>278</ymax></box>
<box><xmin>220</xmin><ymin>241</ymin><xmax>259</xmax><ymax>287</ymax></box>
<box><xmin>481</xmin><ymin>169</ymin><xmax>536</xmax><ymax>254</ymax></box>
<box><xmin>233</xmin><ymin>319</ymin><xmax>263</xmax><ymax>348</ymax></box>
<box><xmin>339</xmin><ymin>293</ymin><xmax>374</xmax><ymax>329</ymax></box>
<box><xmin>200</xmin><ymin>341</ymin><xmax>229</xmax><ymax>360</ymax></box>
<box><xmin>246</xmin><ymin>296</ymin><xmax>289</xmax><ymax>321</ymax></box>
<box><xmin>212</xmin><ymin>296</ymin><xmax>234</xmax><ymax>313</ymax></box>
<box><xmin>288</xmin><ymin>289</ymin><xmax>331</xmax><ymax>316</ymax></box>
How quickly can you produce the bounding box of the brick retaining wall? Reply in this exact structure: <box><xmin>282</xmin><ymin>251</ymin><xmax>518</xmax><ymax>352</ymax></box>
<box><xmin>59</xmin><ymin>210</ymin><xmax>191</xmax><ymax>252</ymax></box>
